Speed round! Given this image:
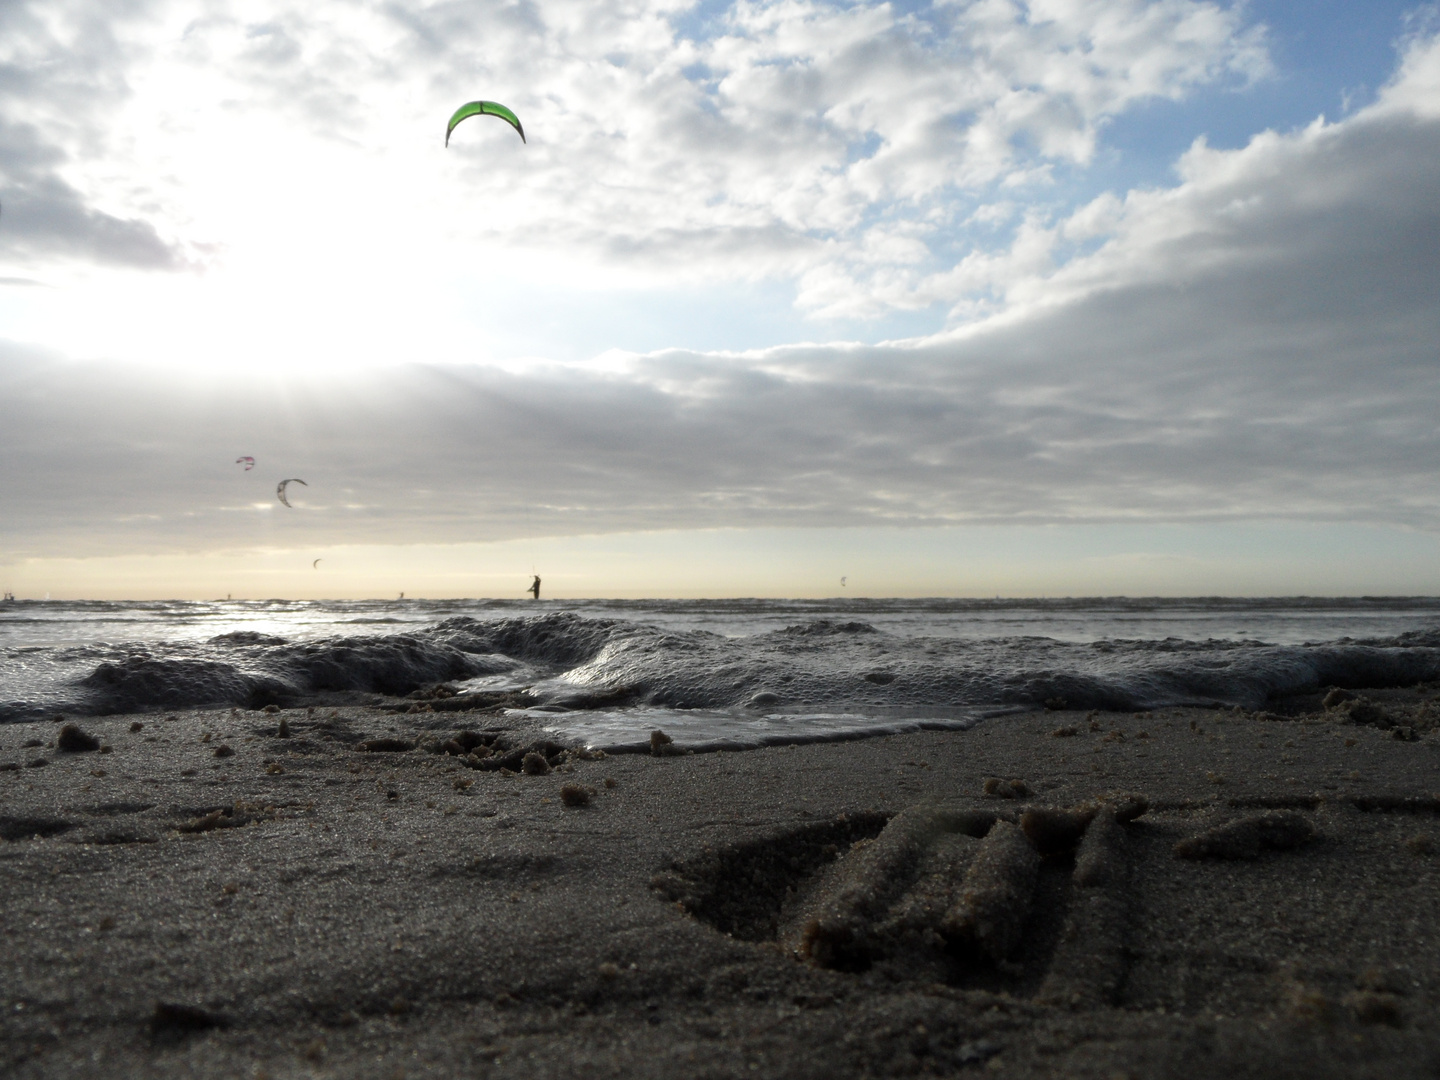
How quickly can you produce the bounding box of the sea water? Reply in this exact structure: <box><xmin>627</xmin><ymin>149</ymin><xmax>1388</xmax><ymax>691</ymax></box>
<box><xmin>3</xmin><ymin>597</ymin><xmax>1440</xmax><ymax>750</ymax></box>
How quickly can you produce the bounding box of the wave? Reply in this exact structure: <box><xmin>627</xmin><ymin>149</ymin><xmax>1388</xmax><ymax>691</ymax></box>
<box><xmin>522</xmin><ymin>617</ymin><xmax>1440</xmax><ymax>714</ymax></box>
<box><xmin>3</xmin><ymin>614</ymin><xmax>1440</xmax><ymax>741</ymax></box>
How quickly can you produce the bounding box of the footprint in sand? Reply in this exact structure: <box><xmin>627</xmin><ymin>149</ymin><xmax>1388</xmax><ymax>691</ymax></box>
<box><xmin>649</xmin><ymin>788</ymin><xmax>1440</xmax><ymax>1017</ymax></box>
<box><xmin>653</xmin><ymin>792</ymin><xmax>1149</xmax><ymax>1002</ymax></box>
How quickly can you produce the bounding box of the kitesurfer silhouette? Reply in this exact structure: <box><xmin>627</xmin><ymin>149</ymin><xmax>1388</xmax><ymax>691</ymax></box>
<box><xmin>529</xmin><ymin>575</ymin><xmax>541</xmax><ymax>600</ymax></box>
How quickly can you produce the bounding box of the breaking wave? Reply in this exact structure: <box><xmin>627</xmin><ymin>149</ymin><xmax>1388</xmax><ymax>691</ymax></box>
<box><xmin>3</xmin><ymin>610</ymin><xmax>1440</xmax><ymax>748</ymax></box>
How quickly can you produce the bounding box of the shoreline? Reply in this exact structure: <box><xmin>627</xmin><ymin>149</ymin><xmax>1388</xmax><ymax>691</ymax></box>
<box><xmin>3</xmin><ymin>690</ymin><xmax>1439</xmax><ymax>1078</ymax></box>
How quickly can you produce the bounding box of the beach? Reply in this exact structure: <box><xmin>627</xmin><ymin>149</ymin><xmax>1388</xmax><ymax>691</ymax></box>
<box><xmin>5</xmin><ymin>3</ymin><xmax>1440</xmax><ymax>1076</ymax></box>
<box><xmin>3</xmin><ymin>688</ymin><xmax>1439</xmax><ymax>1078</ymax></box>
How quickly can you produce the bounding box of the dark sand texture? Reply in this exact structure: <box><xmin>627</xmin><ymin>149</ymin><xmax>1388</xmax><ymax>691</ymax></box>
<box><xmin>3</xmin><ymin>691</ymin><xmax>1440</xmax><ymax>1078</ymax></box>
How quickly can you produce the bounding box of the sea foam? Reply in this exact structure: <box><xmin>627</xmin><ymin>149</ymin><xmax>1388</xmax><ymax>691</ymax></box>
<box><xmin>3</xmin><ymin>603</ymin><xmax>1440</xmax><ymax>749</ymax></box>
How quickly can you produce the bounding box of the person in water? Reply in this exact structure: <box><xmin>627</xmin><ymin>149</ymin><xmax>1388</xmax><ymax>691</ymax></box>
<box><xmin>529</xmin><ymin>575</ymin><xmax>541</xmax><ymax>600</ymax></box>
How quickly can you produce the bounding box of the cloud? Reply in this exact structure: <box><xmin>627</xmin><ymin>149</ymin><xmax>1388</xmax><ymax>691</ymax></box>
<box><xmin>0</xmin><ymin>1</ymin><xmax>191</xmax><ymax>270</ymax></box>
<box><xmin>2</xmin><ymin>30</ymin><xmax>1438</xmax><ymax>559</ymax></box>
<box><xmin>1</xmin><ymin>10</ymin><xmax>1435</xmax><ymax>565</ymax></box>
<box><xmin>0</xmin><ymin>0</ymin><xmax>1264</xmax><ymax>299</ymax></box>
<box><xmin>434</xmin><ymin>0</ymin><xmax>1269</xmax><ymax>301</ymax></box>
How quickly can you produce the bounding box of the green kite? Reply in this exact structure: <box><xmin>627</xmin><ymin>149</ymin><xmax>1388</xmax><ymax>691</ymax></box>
<box><xmin>446</xmin><ymin>101</ymin><xmax>525</xmax><ymax>146</ymax></box>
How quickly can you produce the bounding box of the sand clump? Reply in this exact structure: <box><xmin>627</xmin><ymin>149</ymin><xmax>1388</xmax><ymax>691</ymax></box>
<box><xmin>174</xmin><ymin>803</ymin><xmax>275</xmax><ymax>834</ymax></box>
<box><xmin>453</xmin><ymin>738</ymin><xmax>568</xmax><ymax>774</ymax></box>
<box><xmin>149</xmin><ymin>1002</ymin><xmax>226</xmax><ymax>1044</ymax></box>
<box><xmin>650</xmin><ymin>730</ymin><xmax>687</xmax><ymax>757</ymax></box>
<box><xmin>56</xmin><ymin>724</ymin><xmax>100</xmax><ymax>752</ymax></box>
<box><xmin>1405</xmin><ymin>833</ymin><xmax>1435</xmax><ymax>855</ymax></box>
<box><xmin>1173</xmin><ymin>810</ymin><xmax>1316</xmax><ymax>860</ymax></box>
<box><xmin>356</xmin><ymin>737</ymin><xmax>414</xmax><ymax>753</ymax></box>
<box><xmin>439</xmin><ymin>730</ymin><xmax>497</xmax><ymax>757</ymax></box>
<box><xmin>1346</xmin><ymin>990</ymin><xmax>1405</xmax><ymax>1027</ymax></box>
<box><xmin>982</xmin><ymin>777</ymin><xmax>1030</xmax><ymax>799</ymax></box>
<box><xmin>559</xmin><ymin>783</ymin><xmax>595</xmax><ymax>807</ymax></box>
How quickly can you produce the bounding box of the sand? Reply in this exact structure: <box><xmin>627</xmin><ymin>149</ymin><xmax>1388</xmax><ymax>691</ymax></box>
<box><xmin>2</xmin><ymin>688</ymin><xmax>1440</xmax><ymax>1078</ymax></box>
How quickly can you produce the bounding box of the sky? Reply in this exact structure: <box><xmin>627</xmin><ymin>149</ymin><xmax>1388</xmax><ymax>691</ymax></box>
<box><xmin>1</xmin><ymin>0</ymin><xmax>1438</xmax><ymax>599</ymax></box>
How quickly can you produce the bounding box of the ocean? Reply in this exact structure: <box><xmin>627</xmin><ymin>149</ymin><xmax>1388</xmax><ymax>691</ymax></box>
<box><xmin>3</xmin><ymin>597</ymin><xmax>1440</xmax><ymax>750</ymax></box>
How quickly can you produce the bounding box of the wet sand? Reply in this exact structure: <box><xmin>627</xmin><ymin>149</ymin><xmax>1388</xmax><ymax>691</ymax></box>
<box><xmin>3</xmin><ymin>689</ymin><xmax>1440</xmax><ymax>1078</ymax></box>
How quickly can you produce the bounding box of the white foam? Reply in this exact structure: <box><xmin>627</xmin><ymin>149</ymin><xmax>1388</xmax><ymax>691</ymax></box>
<box><xmin>526</xmin><ymin>705</ymin><xmax>1021</xmax><ymax>753</ymax></box>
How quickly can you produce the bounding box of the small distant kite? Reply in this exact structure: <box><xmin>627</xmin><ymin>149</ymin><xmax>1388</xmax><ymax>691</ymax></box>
<box><xmin>276</xmin><ymin>478</ymin><xmax>307</xmax><ymax>507</ymax></box>
<box><xmin>841</xmin><ymin>576</ymin><xmax>847</xmax><ymax>587</ymax></box>
<box><xmin>312</xmin><ymin>559</ymin><xmax>322</xmax><ymax>569</ymax></box>
<box><xmin>446</xmin><ymin>100</ymin><xmax>525</xmax><ymax>146</ymax></box>
<box><xmin>236</xmin><ymin>456</ymin><xmax>255</xmax><ymax>471</ymax></box>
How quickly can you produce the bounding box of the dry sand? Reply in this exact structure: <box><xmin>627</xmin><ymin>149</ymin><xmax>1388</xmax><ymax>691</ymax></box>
<box><xmin>3</xmin><ymin>688</ymin><xmax>1440</xmax><ymax>1078</ymax></box>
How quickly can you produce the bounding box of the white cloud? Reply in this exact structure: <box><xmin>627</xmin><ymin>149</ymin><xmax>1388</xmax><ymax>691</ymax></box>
<box><xmin>0</xmin><ymin>0</ymin><xmax>1266</xmax><ymax>308</ymax></box>
<box><xmin>0</xmin><ymin>2</ymin><xmax>192</xmax><ymax>268</ymax></box>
